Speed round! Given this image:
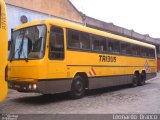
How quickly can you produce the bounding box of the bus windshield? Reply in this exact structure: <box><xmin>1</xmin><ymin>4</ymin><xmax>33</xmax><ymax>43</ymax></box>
<box><xmin>9</xmin><ymin>25</ymin><xmax>46</xmax><ymax>60</ymax></box>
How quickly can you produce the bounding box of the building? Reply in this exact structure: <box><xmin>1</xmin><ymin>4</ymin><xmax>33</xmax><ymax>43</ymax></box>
<box><xmin>5</xmin><ymin>0</ymin><xmax>83</xmax><ymax>39</ymax></box>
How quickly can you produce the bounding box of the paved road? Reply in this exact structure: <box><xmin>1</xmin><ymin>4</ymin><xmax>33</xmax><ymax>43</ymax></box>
<box><xmin>0</xmin><ymin>75</ymin><xmax>160</xmax><ymax>114</ymax></box>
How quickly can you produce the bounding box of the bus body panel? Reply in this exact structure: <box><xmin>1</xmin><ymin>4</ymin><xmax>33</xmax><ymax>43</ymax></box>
<box><xmin>8</xmin><ymin>60</ymin><xmax>48</xmax><ymax>80</ymax></box>
<box><xmin>8</xmin><ymin>51</ymin><xmax>157</xmax><ymax>80</ymax></box>
<box><xmin>0</xmin><ymin>0</ymin><xmax>8</xmax><ymax>102</ymax></box>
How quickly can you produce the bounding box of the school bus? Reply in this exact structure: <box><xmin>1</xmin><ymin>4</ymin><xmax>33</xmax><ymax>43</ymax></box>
<box><xmin>8</xmin><ymin>18</ymin><xmax>157</xmax><ymax>99</ymax></box>
<box><xmin>0</xmin><ymin>0</ymin><xmax>8</xmax><ymax>102</ymax></box>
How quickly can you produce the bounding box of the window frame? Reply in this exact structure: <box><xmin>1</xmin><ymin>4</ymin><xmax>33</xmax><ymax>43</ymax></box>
<box><xmin>79</xmin><ymin>31</ymin><xmax>91</xmax><ymax>50</ymax></box>
<box><xmin>9</xmin><ymin>24</ymin><xmax>47</xmax><ymax>61</ymax></box>
<box><xmin>91</xmin><ymin>34</ymin><xmax>107</xmax><ymax>52</ymax></box>
<box><xmin>107</xmin><ymin>38</ymin><xmax>120</xmax><ymax>54</ymax></box>
<box><xmin>49</xmin><ymin>25</ymin><xmax>65</xmax><ymax>60</ymax></box>
<box><xmin>66</xmin><ymin>28</ymin><xmax>155</xmax><ymax>59</ymax></box>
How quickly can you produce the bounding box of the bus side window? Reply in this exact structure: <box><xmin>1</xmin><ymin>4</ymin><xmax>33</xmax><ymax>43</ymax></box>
<box><xmin>91</xmin><ymin>35</ymin><xmax>100</xmax><ymax>51</ymax></box>
<box><xmin>49</xmin><ymin>26</ymin><xmax>64</xmax><ymax>60</ymax></box>
<box><xmin>131</xmin><ymin>45</ymin><xmax>140</xmax><ymax>56</ymax></box>
<box><xmin>80</xmin><ymin>32</ymin><xmax>91</xmax><ymax>50</ymax></box>
<box><xmin>108</xmin><ymin>39</ymin><xmax>120</xmax><ymax>53</ymax></box>
<box><xmin>99</xmin><ymin>37</ymin><xmax>106</xmax><ymax>52</ymax></box>
<box><xmin>152</xmin><ymin>49</ymin><xmax>155</xmax><ymax>58</ymax></box>
<box><xmin>135</xmin><ymin>45</ymin><xmax>141</xmax><ymax>56</ymax></box>
<box><xmin>141</xmin><ymin>47</ymin><xmax>147</xmax><ymax>57</ymax></box>
<box><xmin>120</xmin><ymin>42</ymin><xmax>127</xmax><ymax>54</ymax></box>
<box><xmin>113</xmin><ymin>40</ymin><xmax>120</xmax><ymax>53</ymax></box>
<box><xmin>126</xmin><ymin>43</ymin><xmax>132</xmax><ymax>55</ymax></box>
<box><xmin>68</xmin><ymin>29</ymin><xmax>80</xmax><ymax>49</ymax></box>
<box><xmin>91</xmin><ymin>35</ymin><xmax>106</xmax><ymax>52</ymax></box>
<box><xmin>108</xmin><ymin>40</ymin><xmax>114</xmax><ymax>52</ymax></box>
<box><xmin>149</xmin><ymin>49</ymin><xmax>155</xmax><ymax>58</ymax></box>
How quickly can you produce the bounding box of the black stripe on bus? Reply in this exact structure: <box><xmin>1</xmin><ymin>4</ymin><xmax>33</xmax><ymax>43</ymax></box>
<box><xmin>67</xmin><ymin>65</ymin><xmax>156</xmax><ymax>68</ymax></box>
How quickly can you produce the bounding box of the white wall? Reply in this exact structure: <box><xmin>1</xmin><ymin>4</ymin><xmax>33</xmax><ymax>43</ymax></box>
<box><xmin>6</xmin><ymin>4</ymin><xmax>53</xmax><ymax>40</ymax></box>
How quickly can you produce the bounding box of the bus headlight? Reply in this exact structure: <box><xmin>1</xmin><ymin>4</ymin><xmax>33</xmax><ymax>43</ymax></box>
<box><xmin>28</xmin><ymin>84</ymin><xmax>32</xmax><ymax>89</ymax></box>
<box><xmin>33</xmin><ymin>84</ymin><xmax>37</xmax><ymax>90</ymax></box>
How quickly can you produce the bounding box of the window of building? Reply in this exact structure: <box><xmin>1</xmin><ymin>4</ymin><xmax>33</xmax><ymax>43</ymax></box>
<box><xmin>49</xmin><ymin>26</ymin><xmax>64</xmax><ymax>60</ymax></box>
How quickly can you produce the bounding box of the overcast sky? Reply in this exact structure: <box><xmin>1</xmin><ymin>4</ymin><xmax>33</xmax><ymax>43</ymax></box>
<box><xmin>70</xmin><ymin>0</ymin><xmax>160</xmax><ymax>38</ymax></box>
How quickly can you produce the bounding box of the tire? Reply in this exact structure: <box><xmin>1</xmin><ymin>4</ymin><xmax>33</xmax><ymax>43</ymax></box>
<box><xmin>138</xmin><ymin>72</ymin><xmax>146</xmax><ymax>86</ymax></box>
<box><xmin>132</xmin><ymin>73</ymin><xmax>139</xmax><ymax>87</ymax></box>
<box><xmin>70</xmin><ymin>75</ymin><xmax>85</xmax><ymax>99</ymax></box>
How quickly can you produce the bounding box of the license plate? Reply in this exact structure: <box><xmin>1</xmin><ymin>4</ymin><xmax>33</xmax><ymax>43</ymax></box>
<box><xmin>14</xmin><ymin>85</ymin><xmax>20</xmax><ymax>89</ymax></box>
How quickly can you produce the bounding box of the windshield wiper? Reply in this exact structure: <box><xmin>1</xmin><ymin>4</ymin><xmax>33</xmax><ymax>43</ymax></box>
<box><xmin>9</xmin><ymin>48</ymin><xmax>19</xmax><ymax>62</ymax></box>
<box><xmin>9</xmin><ymin>41</ymin><xmax>24</xmax><ymax>62</ymax></box>
<box><xmin>21</xmin><ymin>50</ymin><xmax>29</xmax><ymax>62</ymax></box>
<box><xmin>18</xmin><ymin>34</ymin><xmax>25</xmax><ymax>59</ymax></box>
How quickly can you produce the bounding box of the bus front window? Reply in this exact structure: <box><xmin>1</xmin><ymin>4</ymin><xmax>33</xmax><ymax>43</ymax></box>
<box><xmin>9</xmin><ymin>25</ymin><xmax>46</xmax><ymax>60</ymax></box>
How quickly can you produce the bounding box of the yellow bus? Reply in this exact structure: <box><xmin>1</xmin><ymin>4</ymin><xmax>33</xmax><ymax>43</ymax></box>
<box><xmin>0</xmin><ymin>0</ymin><xmax>8</xmax><ymax>102</ymax></box>
<box><xmin>8</xmin><ymin>19</ymin><xmax>157</xmax><ymax>99</ymax></box>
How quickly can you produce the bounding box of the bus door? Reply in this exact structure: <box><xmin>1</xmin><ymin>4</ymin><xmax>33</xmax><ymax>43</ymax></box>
<box><xmin>48</xmin><ymin>26</ymin><xmax>67</xmax><ymax>78</ymax></box>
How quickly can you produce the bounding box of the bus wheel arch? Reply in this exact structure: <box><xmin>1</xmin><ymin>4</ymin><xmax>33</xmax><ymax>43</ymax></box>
<box><xmin>72</xmin><ymin>72</ymin><xmax>89</xmax><ymax>89</ymax></box>
<box><xmin>70</xmin><ymin>72</ymin><xmax>88</xmax><ymax>99</ymax></box>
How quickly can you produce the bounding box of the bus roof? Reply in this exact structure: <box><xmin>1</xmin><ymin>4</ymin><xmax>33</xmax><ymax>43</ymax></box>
<box><xmin>15</xmin><ymin>18</ymin><xmax>155</xmax><ymax>49</ymax></box>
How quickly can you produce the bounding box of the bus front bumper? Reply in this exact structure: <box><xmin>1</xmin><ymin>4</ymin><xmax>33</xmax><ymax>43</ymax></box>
<box><xmin>8</xmin><ymin>78</ymin><xmax>72</xmax><ymax>94</ymax></box>
<box><xmin>8</xmin><ymin>80</ymin><xmax>38</xmax><ymax>92</ymax></box>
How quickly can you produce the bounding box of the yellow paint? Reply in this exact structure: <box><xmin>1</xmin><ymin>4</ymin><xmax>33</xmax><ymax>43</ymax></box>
<box><xmin>8</xmin><ymin>19</ymin><xmax>157</xmax><ymax>85</ymax></box>
<box><xmin>0</xmin><ymin>0</ymin><xmax>8</xmax><ymax>102</ymax></box>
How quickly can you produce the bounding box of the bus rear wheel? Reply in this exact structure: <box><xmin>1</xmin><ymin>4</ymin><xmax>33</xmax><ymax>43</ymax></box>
<box><xmin>70</xmin><ymin>75</ymin><xmax>85</xmax><ymax>99</ymax></box>
<box><xmin>138</xmin><ymin>72</ymin><xmax>146</xmax><ymax>86</ymax></box>
<box><xmin>132</xmin><ymin>73</ymin><xmax>139</xmax><ymax>87</ymax></box>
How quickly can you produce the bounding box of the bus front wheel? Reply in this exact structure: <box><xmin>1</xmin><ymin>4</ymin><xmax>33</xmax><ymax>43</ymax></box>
<box><xmin>70</xmin><ymin>75</ymin><xmax>85</xmax><ymax>99</ymax></box>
